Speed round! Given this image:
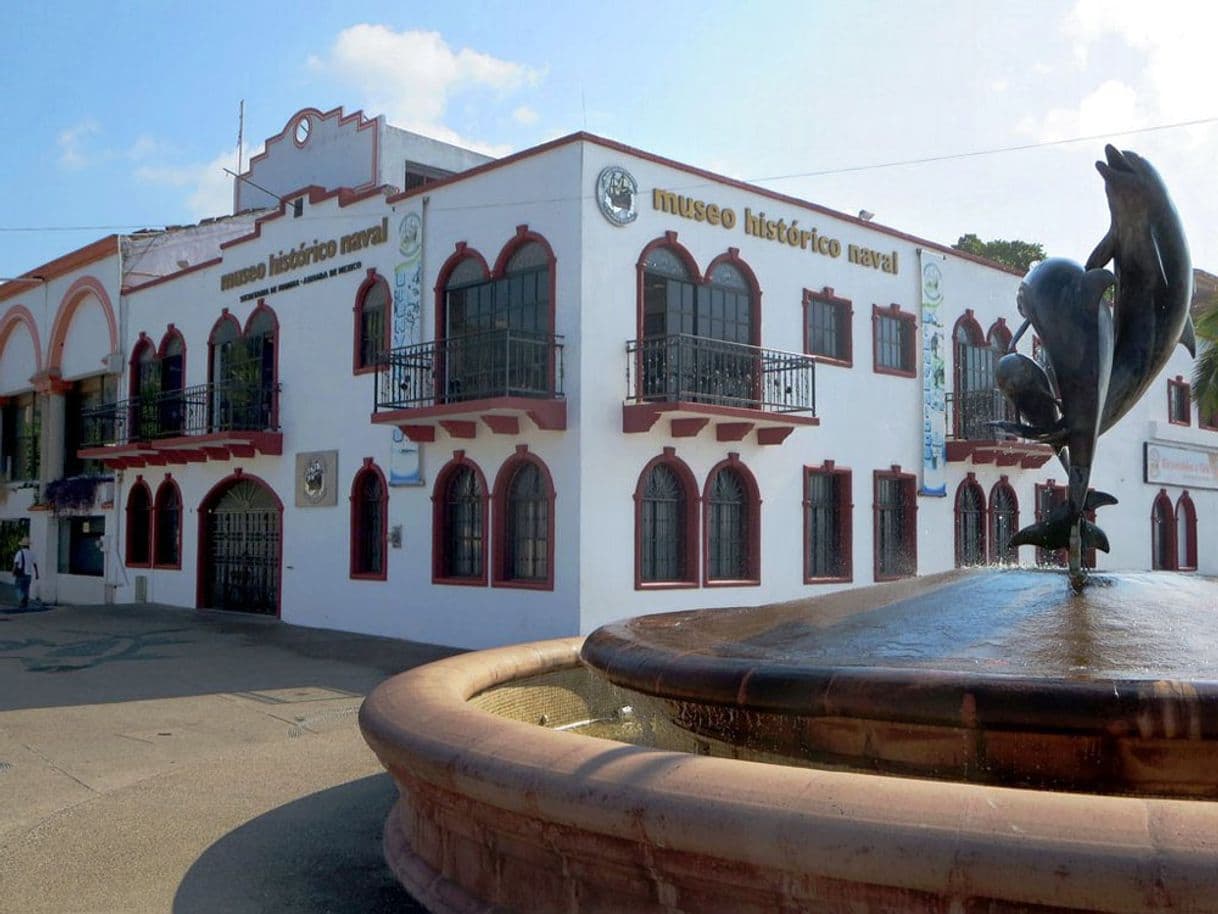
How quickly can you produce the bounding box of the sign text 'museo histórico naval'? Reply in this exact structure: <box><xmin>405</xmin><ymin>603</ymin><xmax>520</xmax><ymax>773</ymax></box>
<box><xmin>220</xmin><ymin>217</ymin><xmax>390</xmax><ymax>292</ymax></box>
<box><xmin>652</xmin><ymin>189</ymin><xmax>898</xmax><ymax>275</ymax></box>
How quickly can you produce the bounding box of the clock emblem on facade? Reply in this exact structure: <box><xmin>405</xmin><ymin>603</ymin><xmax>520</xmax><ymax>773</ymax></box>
<box><xmin>596</xmin><ymin>166</ymin><xmax>638</xmax><ymax>226</ymax></box>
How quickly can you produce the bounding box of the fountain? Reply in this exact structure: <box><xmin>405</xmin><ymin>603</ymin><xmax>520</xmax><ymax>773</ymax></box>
<box><xmin>359</xmin><ymin>148</ymin><xmax>1218</xmax><ymax>913</ymax></box>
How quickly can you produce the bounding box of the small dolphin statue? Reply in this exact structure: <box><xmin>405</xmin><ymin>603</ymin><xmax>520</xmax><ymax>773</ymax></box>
<box><xmin>1004</xmin><ymin>259</ymin><xmax>1115</xmax><ymax>567</ymax></box>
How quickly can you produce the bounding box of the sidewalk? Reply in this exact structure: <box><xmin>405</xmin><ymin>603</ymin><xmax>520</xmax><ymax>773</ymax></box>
<box><xmin>0</xmin><ymin>598</ymin><xmax>456</xmax><ymax>913</ymax></box>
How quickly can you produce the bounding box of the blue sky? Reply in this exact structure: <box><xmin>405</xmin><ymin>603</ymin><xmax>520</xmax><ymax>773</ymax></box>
<box><xmin>3</xmin><ymin>0</ymin><xmax>1216</xmax><ymax>280</ymax></box>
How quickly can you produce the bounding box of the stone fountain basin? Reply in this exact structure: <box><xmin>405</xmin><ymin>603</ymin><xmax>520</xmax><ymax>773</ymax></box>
<box><xmin>359</xmin><ymin>635</ymin><xmax>1218</xmax><ymax>914</ymax></box>
<box><xmin>583</xmin><ymin>569</ymin><xmax>1218</xmax><ymax>797</ymax></box>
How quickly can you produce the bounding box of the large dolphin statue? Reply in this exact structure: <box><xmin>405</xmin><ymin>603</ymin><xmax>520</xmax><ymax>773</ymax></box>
<box><xmin>1003</xmin><ymin>258</ymin><xmax>1115</xmax><ymax>556</ymax></box>
<box><xmin>1086</xmin><ymin>145</ymin><xmax>1195</xmax><ymax>433</ymax></box>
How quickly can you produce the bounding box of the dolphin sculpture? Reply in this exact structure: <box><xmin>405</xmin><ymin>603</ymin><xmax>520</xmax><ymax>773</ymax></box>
<box><xmin>1004</xmin><ymin>258</ymin><xmax>1115</xmax><ymax>558</ymax></box>
<box><xmin>1085</xmin><ymin>145</ymin><xmax>1194</xmax><ymax>433</ymax></box>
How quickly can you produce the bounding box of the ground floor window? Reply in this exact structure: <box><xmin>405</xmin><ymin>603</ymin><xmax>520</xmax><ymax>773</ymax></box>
<box><xmin>805</xmin><ymin>463</ymin><xmax>851</xmax><ymax>582</ymax></box>
<box><xmin>351</xmin><ymin>462</ymin><xmax>388</xmax><ymax>579</ymax></box>
<box><xmin>989</xmin><ymin>480</ymin><xmax>1019</xmax><ymax>564</ymax></box>
<box><xmin>154</xmin><ymin>480</ymin><xmax>182</xmax><ymax>568</ymax></box>
<box><xmin>126</xmin><ymin>482</ymin><xmax>153</xmax><ymax>566</ymax></box>
<box><xmin>874</xmin><ymin>468</ymin><xmax>916</xmax><ymax>580</ymax></box>
<box><xmin>494</xmin><ymin>454</ymin><xmax>554</xmax><ymax>587</ymax></box>
<box><xmin>1176</xmin><ymin>491</ymin><xmax>1197</xmax><ymax>571</ymax></box>
<box><xmin>433</xmin><ymin>455</ymin><xmax>487</xmax><ymax>584</ymax></box>
<box><xmin>635</xmin><ymin>451</ymin><xmax>698</xmax><ymax>588</ymax></box>
<box><xmin>954</xmin><ymin>476</ymin><xmax>986</xmax><ymax>567</ymax></box>
<box><xmin>59</xmin><ymin>515</ymin><xmax>105</xmax><ymax>577</ymax></box>
<box><xmin>704</xmin><ymin>458</ymin><xmax>760</xmax><ymax>584</ymax></box>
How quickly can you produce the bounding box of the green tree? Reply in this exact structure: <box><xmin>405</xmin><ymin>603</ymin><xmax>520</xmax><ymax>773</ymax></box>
<box><xmin>1192</xmin><ymin>292</ymin><xmax>1218</xmax><ymax>425</ymax></box>
<box><xmin>953</xmin><ymin>234</ymin><xmax>1046</xmax><ymax>273</ymax></box>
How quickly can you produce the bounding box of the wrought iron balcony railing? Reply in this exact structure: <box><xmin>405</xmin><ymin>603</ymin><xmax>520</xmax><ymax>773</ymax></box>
<box><xmin>79</xmin><ymin>380</ymin><xmax>281</xmax><ymax>448</ymax></box>
<box><xmin>626</xmin><ymin>334</ymin><xmax>815</xmax><ymax>415</ymax></box>
<box><xmin>946</xmin><ymin>389</ymin><xmax>1017</xmax><ymax>441</ymax></box>
<box><xmin>375</xmin><ymin>329</ymin><xmax>565</xmax><ymax>412</ymax></box>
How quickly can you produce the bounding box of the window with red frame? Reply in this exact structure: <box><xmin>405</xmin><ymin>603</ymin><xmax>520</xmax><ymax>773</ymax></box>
<box><xmin>125</xmin><ymin>482</ymin><xmax>152</xmax><ymax>566</ymax></box>
<box><xmin>1176</xmin><ymin>491</ymin><xmax>1198</xmax><ymax>571</ymax></box>
<box><xmin>1168</xmin><ymin>376</ymin><xmax>1191</xmax><ymax>425</ymax></box>
<box><xmin>153</xmin><ymin>480</ymin><xmax>181</xmax><ymax>568</ymax></box>
<box><xmin>805</xmin><ymin>464</ymin><xmax>851</xmax><ymax>582</ymax></box>
<box><xmin>954</xmin><ymin>476</ymin><xmax>986</xmax><ymax>566</ymax></box>
<box><xmin>989</xmin><ymin>480</ymin><xmax>1019</xmax><ymax>564</ymax></box>
<box><xmin>804</xmin><ymin>288</ymin><xmax>852</xmax><ymax>365</ymax></box>
<box><xmin>350</xmin><ymin>464</ymin><xmax>387</xmax><ymax>578</ymax></box>
<box><xmin>498</xmin><ymin>460</ymin><xmax>551</xmax><ymax>585</ymax></box>
<box><xmin>637</xmin><ymin>456</ymin><xmax>697</xmax><ymax>586</ymax></box>
<box><xmin>438</xmin><ymin>464</ymin><xmax>485</xmax><ymax>581</ymax></box>
<box><xmin>706</xmin><ymin>466</ymin><xmax>755</xmax><ymax>582</ymax></box>
<box><xmin>354</xmin><ymin>275</ymin><xmax>390</xmax><ymax>373</ymax></box>
<box><xmin>1151</xmin><ymin>490</ymin><xmax>1174</xmax><ymax>570</ymax></box>
<box><xmin>872</xmin><ymin>305</ymin><xmax>916</xmax><ymax>376</ymax></box>
<box><xmin>874</xmin><ymin>469</ymin><xmax>917</xmax><ymax>579</ymax></box>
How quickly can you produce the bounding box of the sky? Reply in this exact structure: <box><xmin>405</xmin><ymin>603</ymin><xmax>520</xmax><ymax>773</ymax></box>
<box><xmin>2</xmin><ymin>0</ymin><xmax>1217</xmax><ymax>281</ymax></box>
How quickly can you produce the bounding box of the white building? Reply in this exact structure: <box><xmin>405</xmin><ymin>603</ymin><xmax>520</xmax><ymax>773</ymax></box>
<box><xmin>0</xmin><ymin>107</ymin><xmax>1212</xmax><ymax>648</ymax></box>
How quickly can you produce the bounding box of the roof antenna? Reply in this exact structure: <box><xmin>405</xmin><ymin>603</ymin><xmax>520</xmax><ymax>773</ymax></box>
<box><xmin>236</xmin><ymin>99</ymin><xmax>245</xmax><ymax>174</ymax></box>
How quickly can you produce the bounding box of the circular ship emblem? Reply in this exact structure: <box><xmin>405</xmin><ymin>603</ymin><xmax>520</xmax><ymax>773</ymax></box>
<box><xmin>303</xmin><ymin>457</ymin><xmax>326</xmax><ymax>503</ymax></box>
<box><xmin>596</xmin><ymin>166</ymin><xmax>638</xmax><ymax>226</ymax></box>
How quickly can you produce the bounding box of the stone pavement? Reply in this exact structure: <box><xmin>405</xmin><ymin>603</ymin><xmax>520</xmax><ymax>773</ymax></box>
<box><xmin>0</xmin><ymin>597</ymin><xmax>457</xmax><ymax>913</ymax></box>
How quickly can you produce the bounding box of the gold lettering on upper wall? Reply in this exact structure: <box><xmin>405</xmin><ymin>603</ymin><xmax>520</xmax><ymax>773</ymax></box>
<box><xmin>220</xmin><ymin>217</ymin><xmax>390</xmax><ymax>291</ymax></box>
<box><xmin>650</xmin><ymin>188</ymin><xmax>899</xmax><ymax>275</ymax></box>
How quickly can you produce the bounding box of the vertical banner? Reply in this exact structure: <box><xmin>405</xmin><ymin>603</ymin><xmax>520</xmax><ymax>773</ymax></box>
<box><xmin>919</xmin><ymin>250</ymin><xmax>947</xmax><ymax>496</ymax></box>
<box><xmin>389</xmin><ymin>209</ymin><xmax>424</xmax><ymax>486</ymax></box>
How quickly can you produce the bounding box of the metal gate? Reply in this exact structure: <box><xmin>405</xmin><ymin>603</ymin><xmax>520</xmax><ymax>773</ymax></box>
<box><xmin>203</xmin><ymin>479</ymin><xmax>280</xmax><ymax>614</ymax></box>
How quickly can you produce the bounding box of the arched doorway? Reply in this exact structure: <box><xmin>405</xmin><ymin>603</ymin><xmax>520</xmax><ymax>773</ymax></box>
<box><xmin>199</xmin><ymin>475</ymin><xmax>282</xmax><ymax>615</ymax></box>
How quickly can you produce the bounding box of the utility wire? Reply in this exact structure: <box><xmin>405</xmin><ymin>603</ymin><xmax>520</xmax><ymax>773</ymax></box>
<box><xmin>1</xmin><ymin>114</ymin><xmax>1216</xmax><ymax>232</ymax></box>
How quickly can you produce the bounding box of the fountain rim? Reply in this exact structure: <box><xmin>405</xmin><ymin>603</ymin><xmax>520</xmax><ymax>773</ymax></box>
<box><xmin>359</xmin><ymin>636</ymin><xmax>1218</xmax><ymax>912</ymax></box>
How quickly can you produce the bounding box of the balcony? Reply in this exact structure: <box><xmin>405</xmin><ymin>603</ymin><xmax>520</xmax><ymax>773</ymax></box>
<box><xmin>371</xmin><ymin>329</ymin><xmax>566</xmax><ymax>441</ymax></box>
<box><xmin>623</xmin><ymin>334</ymin><xmax>818</xmax><ymax>446</ymax></box>
<box><xmin>945</xmin><ymin>389</ymin><xmax>1052</xmax><ymax>469</ymax></box>
<box><xmin>76</xmin><ymin>381</ymin><xmax>282</xmax><ymax>469</ymax></box>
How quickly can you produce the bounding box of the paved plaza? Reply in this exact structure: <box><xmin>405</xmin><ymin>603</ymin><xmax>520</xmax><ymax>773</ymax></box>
<box><xmin>0</xmin><ymin>596</ymin><xmax>454</xmax><ymax>913</ymax></box>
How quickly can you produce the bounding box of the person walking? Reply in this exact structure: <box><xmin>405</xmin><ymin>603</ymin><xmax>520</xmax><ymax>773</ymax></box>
<box><xmin>12</xmin><ymin>536</ymin><xmax>38</xmax><ymax>608</ymax></box>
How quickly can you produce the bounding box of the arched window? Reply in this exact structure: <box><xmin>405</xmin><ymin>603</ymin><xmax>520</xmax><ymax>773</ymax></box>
<box><xmin>989</xmin><ymin>479</ymin><xmax>1019</xmax><ymax>564</ymax></box>
<box><xmin>244</xmin><ymin>307</ymin><xmax>277</xmax><ymax>429</ymax></box>
<box><xmin>353</xmin><ymin>272</ymin><xmax>391</xmax><ymax>374</ymax></box>
<box><xmin>954</xmin><ymin>312</ymin><xmax>999</xmax><ymax>440</ymax></box>
<box><xmin>493</xmin><ymin>451</ymin><xmax>555</xmax><ymax>588</ymax></box>
<box><xmin>158</xmin><ymin>330</ymin><xmax>186</xmax><ymax>436</ymax></box>
<box><xmin>350</xmin><ymin>461</ymin><xmax>388</xmax><ymax>579</ymax></box>
<box><xmin>1176</xmin><ymin>491</ymin><xmax>1198</xmax><ymax>571</ymax></box>
<box><xmin>130</xmin><ymin>337</ymin><xmax>159</xmax><ymax>440</ymax></box>
<box><xmin>125</xmin><ymin>480</ymin><xmax>152</xmax><ymax>567</ymax></box>
<box><xmin>1151</xmin><ymin>490</ymin><xmax>1175</xmax><ymax>570</ymax></box>
<box><xmin>954</xmin><ymin>476</ymin><xmax>986</xmax><ymax>566</ymax></box>
<box><xmin>154</xmin><ymin>479</ymin><xmax>181</xmax><ymax>568</ymax></box>
<box><xmin>209</xmin><ymin>308</ymin><xmax>278</xmax><ymax>432</ymax></box>
<box><xmin>433</xmin><ymin>455</ymin><xmax>487</xmax><ymax>584</ymax></box>
<box><xmin>704</xmin><ymin>458</ymin><xmax>760</xmax><ymax>584</ymax></box>
<box><xmin>635</xmin><ymin>452</ymin><xmax>698</xmax><ymax>588</ymax></box>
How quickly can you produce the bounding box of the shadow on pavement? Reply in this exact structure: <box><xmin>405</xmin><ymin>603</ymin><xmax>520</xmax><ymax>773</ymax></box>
<box><xmin>173</xmin><ymin>773</ymin><xmax>426</xmax><ymax>914</ymax></box>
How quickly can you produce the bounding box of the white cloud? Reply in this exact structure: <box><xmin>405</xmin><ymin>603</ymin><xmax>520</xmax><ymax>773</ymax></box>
<box><xmin>512</xmin><ymin>106</ymin><xmax>539</xmax><ymax>126</ymax></box>
<box><xmin>1027</xmin><ymin>80</ymin><xmax>1146</xmax><ymax>143</ymax></box>
<box><xmin>135</xmin><ymin>146</ymin><xmax>249</xmax><ymax>221</ymax></box>
<box><xmin>58</xmin><ymin>119</ymin><xmax>100</xmax><ymax>170</ymax></box>
<box><xmin>308</xmin><ymin>25</ymin><xmax>543</xmax><ymax>155</ymax></box>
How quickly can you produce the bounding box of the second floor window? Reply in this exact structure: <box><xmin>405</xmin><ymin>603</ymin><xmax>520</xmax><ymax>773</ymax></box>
<box><xmin>873</xmin><ymin>306</ymin><xmax>915</xmax><ymax>376</ymax></box>
<box><xmin>1</xmin><ymin>392</ymin><xmax>39</xmax><ymax>482</ymax></box>
<box><xmin>1168</xmin><ymin>377</ymin><xmax>1191</xmax><ymax>425</ymax></box>
<box><xmin>354</xmin><ymin>275</ymin><xmax>390</xmax><ymax>373</ymax></box>
<box><xmin>804</xmin><ymin>289</ymin><xmax>852</xmax><ymax>364</ymax></box>
<box><xmin>65</xmin><ymin>375</ymin><xmax>114</xmax><ymax>477</ymax></box>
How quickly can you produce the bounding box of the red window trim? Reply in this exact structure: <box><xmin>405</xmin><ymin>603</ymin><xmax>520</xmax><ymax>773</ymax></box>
<box><xmin>194</xmin><ymin>470</ymin><xmax>284</xmax><ymax>618</ymax></box>
<box><xmin>987</xmin><ymin>317</ymin><xmax>1012</xmax><ymax>352</ymax></box>
<box><xmin>431</xmin><ymin>450</ymin><xmax>489</xmax><ymax>587</ymax></box>
<box><xmin>871</xmin><ymin>303</ymin><xmax>917</xmax><ymax>378</ymax></box>
<box><xmin>1034</xmin><ymin>480</ymin><xmax>1067</xmax><ymax>568</ymax></box>
<box><xmin>873</xmin><ymin>465</ymin><xmax>918</xmax><ymax>582</ymax></box>
<box><xmin>803</xmin><ymin>460</ymin><xmax>853</xmax><ymax>584</ymax></box>
<box><xmin>152</xmin><ymin>476</ymin><xmax>183</xmax><ymax>570</ymax></box>
<box><xmin>802</xmin><ymin>286</ymin><xmax>853</xmax><ymax>367</ymax></box>
<box><xmin>953</xmin><ymin>472</ymin><xmax>987</xmax><ymax>567</ymax></box>
<box><xmin>349</xmin><ymin>458</ymin><xmax>389</xmax><ymax>581</ymax></box>
<box><xmin>491</xmin><ymin>445</ymin><xmax>556</xmax><ymax>591</ymax></box>
<box><xmin>1167</xmin><ymin>375</ymin><xmax>1192</xmax><ymax>426</ymax></box>
<box><xmin>987</xmin><ymin>476</ymin><xmax>1020</xmax><ymax>565</ymax></box>
<box><xmin>634</xmin><ymin>447</ymin><xmax>700</xmax><ymax>590</ymax></box>
<box><xmin>352</xmin><ymin>269</ymin><xmax>392</xmax><ymax>376</ymax></box>
<box><xmin>1176</xmin><ymin>490</ymin><xmax>1198</xmax><ymax>571</ymax></box>
<box><xmin>1151</xmin><ymin>488</ymin><xmax>1176</xmax><ymax>570</ymax></box>
<box><xmin>702</xmin><ymin>453</ymin><xmax>761</xmax><ymax>587</ymax></box>
<box><xmin>124</xmin><ymin>477</ymin><xmax>153</xmax><ymax>568</ymax></box>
